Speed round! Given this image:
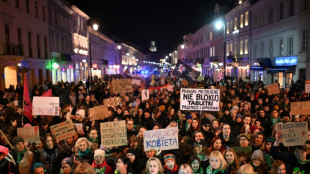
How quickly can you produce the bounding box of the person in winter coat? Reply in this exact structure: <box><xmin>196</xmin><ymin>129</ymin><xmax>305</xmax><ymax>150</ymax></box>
<box><xmin>206</xmin><ymin>150</ymin><xmax>228</xmax><ymax>174</ymax></box>
<box><xmin>126</xmin><ymin>148</ymin><xmax>141</xmax><ymax>174</ymax></box>
<box><xmin>59</xmin><ymin>157</ymin><xmax>73</xmax><ymax>174</ymax></box>
<box><xmin>0</xmin><ymin>145</ymin><xmax>11</xmax><ymax>173</ymax></box>
<box><xmin>43</xmin><ymin>133</ymin><xmax>59</xmax><ymax>174</ymax></box>
<box><xmin>189</xmin><ymin>155</ymin><xmax>204</xmax><ymax>174</ymax></box>
<box><xmin>74</xmin><ymin>137</ymin><xmax>94</xmax><ymax>164</ymax></box>
<box><xmin>91</xmin><ymin>148</ymin><xmax>113</xmax><ymax>174</ymax></box>
<box><xmin>163</xmin><ymin>154</ymin><xmax>178</xmax><ymax>174</ymax></box>
<box><xmin>145</xmin><ymin>157</ymin><xmax>164</xmax><ymax>174</ymax></box>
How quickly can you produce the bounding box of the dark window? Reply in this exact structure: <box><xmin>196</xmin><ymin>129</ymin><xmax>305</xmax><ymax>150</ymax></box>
<box><xmin>5</xmin><ymin>24</ymin><xmax>10</xmax><ymax>44</ymax></box>
<box><xmin>302</xmin><ymin>29</ymin><xmax>308</xmax><ymax>51</ymax></box>
<box><xmin>300</xmin><ymin>69</ymin><xmax>306</xmax><ymax>80</ymax></box>
<box><xmin>28</xmin><ymin>32</ymin><xmax>32</xmax><ymax>57</ymax></box>
<box><xmin>44</xmin><ymin>37</ymin><xmax>47</xmax><ymax>58</ymax></box>
<box><xmin>26</xmin><ymin>0</ymin><xmax>30</xmax><ymax>13</ymax></box>
<box><xmin>37</xmin><ymin>35</ymin><xmax>40</xmax><ymax>58</ymax></box>
<box><xmin>55</xmin><ymin>13</ymin><xmax>57</xmax><ymax>24</ymax></box>
<box><xmin>268</xmin><ymin>8</ymin><xmax>273</xmax><ymax>24</ymax></box>
<box><xmin>17</xmin><ymin>28</ymin><xmax>22</xmax><ymax>44</ymax></box>
<box><xmin>2</xmin><ymin>0</ymin><xmax>7</xmax><ymax>2</ymax></box>
<box><xmin>290</xmin><ymin>0</ymin><xmax>295</xmax><ymax>16</ymax></box>
<box><xmin>280</xmin><ymin>3</ymin><xmax>284</xmax><ymax>19</ymax></box>
<box><xmin>43</xmin><ymin>6</ymin><xmax>46</xmax><ymax>21</ymax></box>
<box><xmin>15</xmin><ymin>0</ymin><xmax>19</xmax><ymax>8</ymax></box>
<box><xmin>35</xmin><ymin>1</ymin><xmax>38</xmax><ymax>17</ymax></box>
<box><xmin>49</xmin><ymin>9</ymin><xmax>52</xmax><ymax>21</ymax></box>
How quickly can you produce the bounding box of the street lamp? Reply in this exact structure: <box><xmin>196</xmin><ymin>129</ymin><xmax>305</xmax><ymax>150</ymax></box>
<box><xmin>89</xmin><ymin>23</ymin><xmax>98</xmax><ymax>82</ymax></box>
<box><xmin>215</xmin><ymin>17</ymin><xmax>226</xmax><ymax>81</ymax></box>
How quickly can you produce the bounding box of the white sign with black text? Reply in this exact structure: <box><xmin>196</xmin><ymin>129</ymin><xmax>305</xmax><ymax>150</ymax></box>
<box><xmin>141</xmin><ymin>89</ymin><xmax>150</xmax><ymax>101</ymax></box>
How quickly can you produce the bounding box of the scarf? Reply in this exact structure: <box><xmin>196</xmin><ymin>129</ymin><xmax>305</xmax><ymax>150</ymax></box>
<box><xmin>206</xmin><ymin>165</ymin><xmax>224</xmax><ymax>174</ymax></box>
<box><xmin>89</xmin><ymin>137</ymin><xmax>99</xmax><ymax>144</ymax></box>
<box><xmin>197</xmin><ymin>153</ymin><xmax>206</xmax><ymax>161</ymax></box>
<box><xmin>164</xmin><ymin>164</ymin><xmax>178</xmax><ymax>173</ymax></box>
<box><xmin>271</xmin><ymin>117</ymin><xmax>280</xmax><ymax>125</ymax></box>
<box><xmin>186</xmin><ymin>122</ymin><xmax>190</xmax><ymax>131</ymax></box>
<box><xmin>193</xmin><ymin>167</ymin><xmax>204</xmax><ymax>174</ymax></box>
<box><xmin>78</xmin><ymin>148</ymin><xmax>91</xmax><ymax>156</ymax></box>
<box><xmin>17</xmin><ymin>149</ymin><xmax>26</xmax><ymax>164</ymax></box>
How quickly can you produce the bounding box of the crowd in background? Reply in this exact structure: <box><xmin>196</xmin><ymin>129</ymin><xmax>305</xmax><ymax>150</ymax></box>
<box><xmin>0</xmin><ymin>74</ymin><xmax>309</xmax><ymax>174</ymax></box>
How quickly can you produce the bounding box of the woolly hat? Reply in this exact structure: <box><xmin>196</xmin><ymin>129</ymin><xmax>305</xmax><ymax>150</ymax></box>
<box><xmin>185</xmin><ymin>115</ymin><xmax>192</xmax><ymax>120</ymax></box>
<box><xmin>75</xmin><ymin>109</ymin><xmax>85</xmax><ymax>119</ymax></box>
<box><xmin>94</xmin><ymin>149</ymin><xmax>105</xmax><ymax>157</ymax></box>
<box><xmin>164</xmin><ymin>154</ymin><xmax>175</xmax><ymax>163</ymax></box>
<box><xmin>240</xmin><ymin>133</ymin><xmax>251</xmax><ymax>142</ymax></box>
<box><xmin>251</xmin><ymin>149</ymin><xmax>264</xmax><ymax>162</ymax></box>
<box><xmin>61</xmin><ymin>157</ymin><xmax>72</xmax><ymax>168</ymax></box>
<box><xmin>201</xmin><ymin>118</ymin><xmax>211</xmax><ymax>126</ymax></box>
<box><xmin>31</xmin><ymin>162</ymin><xmax>45</xmax><ymax>174</ymax></box>
<box><xmin>250</xmin><ymin>125</ymin><xmax>259</xmax><ymax>134</ymax></box>
<box><xmin>266</xmin><ymin>137</ymin><xmax>275</xmax><ymax>143</ymax></box>
<box><xmin>0</xmin><ymin>145</ymin><xmax>9</xmax><ymax>156</ymax></box>
<box><xmin>236</xmin><ymin>114</ymin><xmax>243</xmax><ymax>119</ymax></box>
<box><xmin>126</xmin><ymin>148</ymin><xmax>137</xmax><ymax>157</ymax></box>
<box><xmin>11</xmin><ymin>136</ymin><xmax>24</xmax><ymax>146</ymax></box>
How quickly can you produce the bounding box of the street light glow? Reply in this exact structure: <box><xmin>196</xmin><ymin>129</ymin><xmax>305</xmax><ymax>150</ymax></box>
<box><xmin>181</xmin><ymin>44</ymin><xmax>185</xmax><ymax>49</ymax></box>
<box><xmin>93</xmin><ymin>23</ymin><xmax>99</xmax><ymax>31</ymax></box>
<box><xmin>215</xmin><ymin>20</ymin><xmax>224</xmax><ymax>30</ymax></box>
<box><xmin>117</xmin><ymin>45</ymin><xmax>121</xmax><ymax>50</ymax></box>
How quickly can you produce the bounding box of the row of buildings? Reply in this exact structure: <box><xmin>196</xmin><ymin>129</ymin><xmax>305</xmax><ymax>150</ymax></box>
<box><xmin>0</xmin><ymin>0</ymin><xmax>147</xmax><ymax>91</ymax></box>
<box><xmin>172</xmin><ymin>0</ymin><xmax>309</xmax><ymax>88</ymax></box>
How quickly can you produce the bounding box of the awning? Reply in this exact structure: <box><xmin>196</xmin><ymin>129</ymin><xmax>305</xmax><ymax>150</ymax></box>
<box><xmin>267</xmin><ymin>66</ymin><xmax>296</xmax><ymax>73</ymax></box>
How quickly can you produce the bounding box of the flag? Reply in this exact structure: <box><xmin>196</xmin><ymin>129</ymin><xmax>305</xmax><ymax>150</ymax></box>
<box><xmin>23</xmin><ymin>73</ymin><xmax>33</xmax><ymax>122</ymax></box>
<box><xmin>41</xmin><ymin>89</ymin><xmax>52</xmax><ymax>97</ymax></box>
<box><xmin>172</xmin><ymin>59</ymin><xmax>200</xmax><ymax>84</ymax></box>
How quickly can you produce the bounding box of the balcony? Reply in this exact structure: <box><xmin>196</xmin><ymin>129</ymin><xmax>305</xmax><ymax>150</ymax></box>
<box><xmin>2</xmin><ymin>43</ymin><xmax>24</xmax><ymax>56</ymax></box>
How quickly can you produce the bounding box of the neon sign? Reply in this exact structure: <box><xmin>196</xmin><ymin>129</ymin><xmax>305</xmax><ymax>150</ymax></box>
<box><xmin>275</xmin><ymin>56</ymin><xmax>297</xmax><ymax>66</ymax></box>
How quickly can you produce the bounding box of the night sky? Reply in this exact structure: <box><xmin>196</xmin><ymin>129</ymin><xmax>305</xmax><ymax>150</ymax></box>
<box><xmin>68</xmin><ymin>0</ymin><xmax>221</xmax><ymax>59</ymax></box>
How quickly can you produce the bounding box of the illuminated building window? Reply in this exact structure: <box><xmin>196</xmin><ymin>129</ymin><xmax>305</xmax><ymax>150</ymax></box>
<box><xmin>240</xmin><ymin>40</ymin><xmax>244</xmax><ymax>55</ymax></box>
<box><xmin>244</xmin><ymin>39</ymin><xmax>248</xmax><ymax>54</ymax></box>
<box><xmin>234</xmin><ymin>18</ymin><xmax>238</xmax><ymax>30</ymax></box>
<box><xmin>227</xmin><ymin>22</ymin><xmax>230</xmax><ymax>34</ymax></box>
<box><xmin>245</xmin><ymin>11</ymin><xmax>249</xmax><ymax>26</ymax></box>
<box><xmin>210</xmin><ymin>31</ymin><xmax>212</xmax><ymax>40</ymax></box>
<box><xmin>240</xmin><ymin>14</ymin><xmax>244</xmax><ymax>28</ymax></box>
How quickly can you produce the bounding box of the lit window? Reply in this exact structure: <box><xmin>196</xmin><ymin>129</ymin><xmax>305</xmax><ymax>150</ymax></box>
<box><xmin>240</xmin><ymin>14</ymin><xmax>244</xmax><ymax>28</ymax></box>
<box><xmin>234</xmin><ymin>18</ymin><xmax>238</xmax><ymax>30</ymax></box>
<box><xmin>244</xmin><ymin>39</ymin><xmax>248</xmax><ymax>54</ymax></box>
<box><xmin>210</xmin><ymin>31</ymin><xmax>212</xmax><ymax>40</ymax></box>
<box><xmin>240</xmin><ymin>40</ymin><xmax>244</xmax><ymax>55</ymax></box>
<box><xmin>227</xmin><ymin>44</ymin><xmax>230</xmax><ymax>56</ymax></box>
<box><xmin>227</xmin><ymin>22</ymin><xmax>230</xmax><ymax>34</ymax></box>
<box><xmin>245</xmin><ymin>11</ymin><xmax>249</xmax><ymax>26</ymax></box>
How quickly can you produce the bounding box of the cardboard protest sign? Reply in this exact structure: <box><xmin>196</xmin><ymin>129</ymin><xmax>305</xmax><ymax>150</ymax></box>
<box><xmin>265</xmin><ymin>83</ymin><xmax>280</xmax><ymax>95</ymax></box>
<box><xmin>100</xmin><ymin>120</ymin><xmax>127</xmax><ymax>147</ymax></box>
<box><xmin>143</xmin><ymin>127</ymin><xmax>179</xmax><ymax>152</ymax></box>
<box><xmin>290</xmin><ymin>101</ymin><xmax>310</xmax><ymax>115</ymax></box>
<box><xmin>112</xmin><ymin>79</ymin><xmax>132</xmax><ymax>94</ymax></box>
<box><xmin>180</xmin><ymin>88</ymin><xmax>220</xmax><ymax>111</ymax></box>
<box><xmin>104</xmin><ymin>97</ymin><xmax>122</xmax><ymax>107</ymax></box>
<box><xmin>89</xmin><ymin>105</ymin><xmax>109</xmax><ymax>120</ymax></box>
<box><xmin>50</xmin><ymin>121</ymin><xmax>76</xmax><ymax>142</ymax></box>
<box><xmin>17</xmin><ymin>126</ymin><xmax>40</xmax><ymax>143</ymax></box>
<box><xmin>32</xmin><ymin>97</ymin><xmax>60</xmax><ymax>116</ymax></box>
<box><xmin>305</xmin><ymin>80</ymin><xmax>310</xmax><ymax>93</ymax></box>
<box><xmin>276</xmin><ymin>121</ymin><xmax>308</xmax><ymax>146</ymax></box>
<box><xmin>132</xmin><ymin>79</ymin><xmax>141</xmax><ymax>86</ymax></box>
<box><xmin>74</xmin><ymin>123</ymin><xmax>83</xmax><ymax>132</ymax></box>
<box><xmin>141</xmin><ymin>89</ymin><xmax>149</xmax><ymax>101</ymax></box>
<box><xmin>123</xmin><ymin>79</ymin><xmax>133</xmax><ymax>93</ymax></box>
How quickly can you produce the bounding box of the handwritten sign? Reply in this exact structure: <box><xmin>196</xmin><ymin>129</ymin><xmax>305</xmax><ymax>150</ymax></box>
<box><xmin>17</xmin><ymin>126</ymin><xmax>40</xmax><ymax>143</ymax></box>
<box><xmin>180</xmin><ymin>88</ymin><xmax>220</xmax><ymax>111</ymax></box>
<box><xmin>50</xmin><ymin>121</ymin><xmax>76</xmax><ymax>142</ymax></box>
<box><xmin>266</xmin><ymin>83</ymin><xmax>280</xmax><ymax>95</ymax></box>
<box><xmin>305</xmin><ymin>80</ymin><xmax>310</xmax><ymax>93</ymax></box>
<box><xmin>161</xmin><ymin>78</ymin><xmax>165</xmax><ymax>86</ymax></box>
<box><xmin>276</xmin><ymin>121</ymin><xmax>308</xmax><ymax>146</ymax></box>
<box><xmin>32</xmin><ymin>97</ymin><xmax>60</xmax><ymax>116</ymax></box>
<box><xmin>89</xmin><ymin>105</ymin><xmax>110</xmax><ymax>120</ymax></box>
<box><xmin>141</xmin><ymin>89</ymin><xmax>149</xmax><ymax>101</ymax></box>
<box><xmin>132</xmin><ymin>79</ymin><xmax>141</xmax><ymax>86</ymax></box>
<box><xmin>104</xmin><ymin>97</ymin><xmax>122</xmax><ymax>107</ymax></box>
<box><xmin>100</xmin><ymin>120</ymin><xmax>127</xmax><ymax>147</ymax></box>
<box><xmin>112</xmin><ymin>79</ymin><xmax>132</xmax><ymax>94</ymax></box>
<box><xmin>290</xmin><ymin>101</ymin><xmax>310</xmax><ymax>115</ymax></box>
<box><xmin>143</xmin><ymin>128</ymin><xmax>179</xmax><ymax>152</ymax></box>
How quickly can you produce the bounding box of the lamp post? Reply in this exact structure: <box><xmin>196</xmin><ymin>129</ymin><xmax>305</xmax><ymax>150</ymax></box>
<box><xmin>215</xmin><ymin>17</ymin><xmax>226</xmax><ymax>81</ymax></box>
<box><xmin>117</xmin><ymin>44</ymin><xmax>121</xmax><ymax>74</ymax></box>
<box><xmin>89</xmin><ymin>23</ymin><xmax>98</xmax><ymax>83</ymax></box>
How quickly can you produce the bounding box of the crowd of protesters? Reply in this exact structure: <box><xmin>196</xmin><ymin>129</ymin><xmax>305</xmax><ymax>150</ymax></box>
<box><xmin>0</xmin><ymin>73</ymin><xmax>309</xmax><ymax>174</ymax></box>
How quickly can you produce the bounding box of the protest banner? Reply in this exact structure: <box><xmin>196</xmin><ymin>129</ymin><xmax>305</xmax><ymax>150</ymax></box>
<box><xmin>143</xmin><ymin>127</ymin><xmax>179</xmax><ymax>152</ymax></box>
<box><xmin>132</xmin><ymin>79</ymin><xmax>141</xmax><ymax>86</ymax></box>
<box><xmin>305</xmin><ymin>80</ymin><xmax>310</xmax><ymax>93</ymax></box>
<box><xmin>100</xmin><ymin>120</ymin><xmax>127</xmax><ymax>147</ymax></box>
<box><xmin>32</xmin><ymin>96</ymin><xmax>60</xmax><ymax>116</ymax></box>
<box><xmin>276</xmin><ymin>121</ymin><xmax>308</xmax><ymax>146</ymax></box>
<box><xmin>17</xmin><ymin>126</ymin><xmax>40</xmax><ymax>143</ymax></box>
<box><xmin>180</xmin><ymin>88</ymin><xmax>220</xmax><ymax>111</ymax></box>
<box><xmin>141</xmin><ymin>89</ymin><xmax>149</xmax><ymax>101</ymax></box>
<box><xmin>290</xmin><ymin>101</ymin><xmax>310</xmax><ymax>115</ymax></box>
<box><xmin>104</xmin><ymin>97</ymin><xmax>122</xmax><ymax>107</ymax></box>
<box><xmin>89</xmin><ymin>105</ymin><xmax>109</xmax><ymax>120</ymax></box>
<box><xmin>50</xmin><ymin>121</ymin><xmax>76</xmax><ymax>142</ymax></box>
<box><xmin>265</xmin><ymin>83</ymin><xmax>280</xmax><ymax>95</ymax></box>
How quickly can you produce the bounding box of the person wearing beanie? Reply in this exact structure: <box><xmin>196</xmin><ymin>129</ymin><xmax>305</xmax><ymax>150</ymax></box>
<box><xmin>60</xmin><ymin>157</ymin><xmax>73</xmax><ymax>174</ymax></box>
<box><xmin>0</xmin><ymin>145</ymin><xmax>13</xmax><ymax>173</ymax></box>
<box><xmin>179</xmin><ymin>114</ymin><xmax>193</xmax><ymax>136</ymax></box>
<box><xmin>91</xmin><ymin>148</ymin><xmax>113</xmax><ymax>174</ymax></box>
<box><xmin>73</xmin><ymin>109</ymin><xmax>88</xmax><ymax>137</ymax></box>
<box><xmin>163</xmin><ymin>154</ymin><xmax>178</xmax><ymax>174</ymax></box>
<box><xmin>239</xmin><ymin>133</ymin><xmax>251</xmax><ymax>147</ymax></box>
<box><xmin>9</xmin><ymin>136</ymin><xmax>34</xmax><ymax>174</ymax></box>
<box><xmin>31</xmin><ymin>162</ymin><xmax>45</xmax><ymax>174</ymax></box>
<box><xmin>251</xmin><ymin>150</ymin><xmax>267</xmax><ymax>174</ymax></box>
<box><xmin>264</xmin><ymin>137</ymin><xmax>275</xmax><ymax>168</ymax></box>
